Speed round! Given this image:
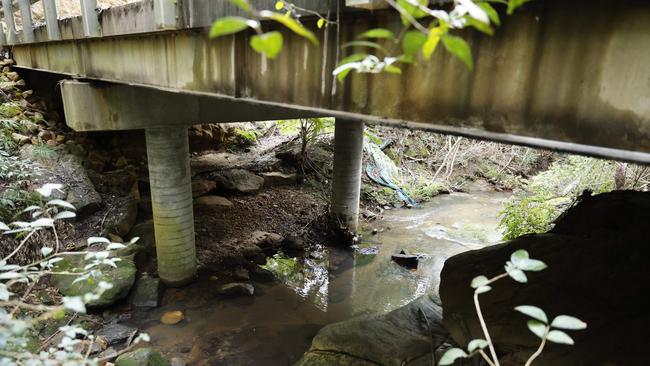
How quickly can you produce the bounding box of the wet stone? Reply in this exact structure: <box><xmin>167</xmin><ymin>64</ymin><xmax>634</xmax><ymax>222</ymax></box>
<box><xmin>95</xmin><ymin>323</ymin><xmax>138</xmax><ymax>346</ymax></box>
<box><xmin>250</xmin><ymin>266</ymin><xmax>275</xmax><ymax>283</ymax></box>
<box><xmin>129</xmin><ymin>275</ymin><xmax>160</xmax><ymax>308</ymax></box>
<box><xmin>115</xmin><ymin>348</ymin><xmax>170</xmax><ymax>366</ymax></box>
<box><xmin>160</xmin><ymin>311</ymin><xmax>185</xmax><ymax>325</ymax></box>
<box><xmin>233</xmin><ymin>267</ymin><xmax>250</xmax><ymax>281</ymax></box>
<box><xmin>217</xmin><ymin>283</ymin><xmax>255</xmax><ymax>297</ymax></box>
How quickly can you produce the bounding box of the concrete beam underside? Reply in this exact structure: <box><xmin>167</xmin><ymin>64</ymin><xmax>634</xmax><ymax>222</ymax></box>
<box><xmin>13</xmin><ymin>0</ymin><xmax>650</xmax><ymax>157</ymax></box>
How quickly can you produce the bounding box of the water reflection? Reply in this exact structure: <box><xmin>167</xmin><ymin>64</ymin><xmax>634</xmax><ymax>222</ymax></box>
<box><xmin>265</xmin><ymin>192</ymin><xmax>510</xmax><ymax>315</ymax></box>
<box><xmin>133</xmin><ymin>192</ymin><xmax>509</xmax><ymax>365</ymax></box>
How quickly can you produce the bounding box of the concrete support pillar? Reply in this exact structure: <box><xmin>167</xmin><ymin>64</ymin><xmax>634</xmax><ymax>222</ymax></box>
<box><xmin>145</xmin><ymin>128</ymin><xmax>196</xmax><ymax>286</ymax></box>
<box><xmin>331</xmin><ymin>119</ymin><xmax>364</xmax><ymax>232</ymax></box>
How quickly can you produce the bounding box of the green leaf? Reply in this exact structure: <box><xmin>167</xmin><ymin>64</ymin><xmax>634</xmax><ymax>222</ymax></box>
<box><xmin>550</xmin><ymin>315</ymin><xmax>587</xmax><ymax>330</ymax></box>
<box><xmin>402</xmin><ymin>31</ymin><xmax>427</xmax><ymax>57</ymax></box>
<box><xmin>317</xmin><ymin>18</ymin><xmax>326</xmax><ymax>29</ymax></box>
<box><xmin>475</xmin><ymin>285</ymin><xmax>492</xmax><ymax>294</ymax></box>
<box><xmin>467</xmin><ymin>339</ymin><xmax>489</xmax><ymax>352</ymax></box>
<box><xmin>507</xmin><ymin>268</ymin><xmax>527</xmax><ymax>283</ymax></box>
<box><xmin>518</xmin><ymin>258</ymin><xmax>547</xmax><ymax>272</ymax></box>
<box><xmin>465</xmin><ymin>16</ymin><xmax>494</xmax><ymax>35</ymax></box>
<box><xmin>422</xmin><ymin>27</ymin><xmax>446</xmax><ymax>60</ymax></box>
<box><xmin>250</xmin><ymin>31</ymin><xmax>284</xmax><ymax>59</ymax></box>
<box><xmin>441</xmin><ymin>34</ymin><xmax>473</xmax><ymax>70</ymax></box>
<box><xmin>342</xmin><ymin>41</ymin><xmax>387</xmax><ymax>52</ymax></box>
<box><xmin>515</xmin><ymin>305</ymin><xmax>548</xmax><ymax>323</ymax></box>
<box><xmin>227</xmin><ymin>0</ymin><xmax>251</xmax><ymax>14</ymax></box>
<box><xmin>359</xmin><ymin>28</ymin><xmax>396</xmax><ymax>39</ymax></box>
<box><xmin>527</xmin><ymin>320</ymin><xmax>547</xmax><ymax>339</ymax></box>
<box><xmin>510</xmin><ymin>249</ymin><xmax>529</xmax><ymax>264</ymax></box>
<box><xmin>478</xmin><ymin>2</ymin><xmax>500</xmax><ymax>26</ymax></box>
<box><xmin>336</xmin><ymin>53</ymin><xmax>368</xmax><ymax>67</ymax></box>
<box><xmin>507</xmin><ymin>0</ymin><xmax>531</xmax><ymax>15</ymax></box>
<box><xmin>260</xmin><ymin>11</ymin><xmax>319</xmax><ymax>45</ymax></box>
<box><xmin>511</xmin><ymin>249</ymin><xmax>547</xmax><ymax>271</ymax></box>
<box><xmin>47</xmin><ymin>199</ymin><xmax>76</xmax><ymax>210</ymax></box>
<box><xmin>546</xmin><ymin>330</ymin><xmax>575</xmax><ymax>345</ymax></box>
<box><xmin>439</xmin><ymin>348</ymin><xmax>468</xmax><ymax>365</ymax></box>
<box><xmin>385</xmin><ymin>65</ymin><xmax>402</xmax><ymax>75</ymax></box>
<box><xmin>210</xmin><ymin>17</ymin><xmax>259</xmax><ymax>38</ymax></box>
<box><xmin>471</xmin><ymin>275</ymin><xmax>489</xmax><ymax>289</ymax></box>
<box><xmin>275</xmin><ymin>1</ymin><xmax>284</xmax><ymax>10</ymax></box>
<box><xmin>396</xmin><ymin>0</ymin><xmax>428</xmax><ymax>25</ymax></box>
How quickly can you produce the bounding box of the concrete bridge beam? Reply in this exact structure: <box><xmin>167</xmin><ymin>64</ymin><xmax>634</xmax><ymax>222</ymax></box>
<box><xmin>331</xmin><ymin>119</ymin><xmax>364</xmax><ymax>232</ymax></box>
<box><xmin>145</xmin><ymin>127</ymin><xmax>197</xmax><ymax>286</ymax></box>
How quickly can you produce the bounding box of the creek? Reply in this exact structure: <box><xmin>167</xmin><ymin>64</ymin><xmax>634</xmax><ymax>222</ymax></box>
<box><xmin>130</xmin><ymin>192</ymin><xmax>510</xmax><ymax>365</ymax></box>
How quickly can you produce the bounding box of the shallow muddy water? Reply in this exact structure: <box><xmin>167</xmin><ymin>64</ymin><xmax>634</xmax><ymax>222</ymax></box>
<box><xmin>130</xmin><ymin>192</ymin><xmax>509</xmax><ymax>365</ymax></box>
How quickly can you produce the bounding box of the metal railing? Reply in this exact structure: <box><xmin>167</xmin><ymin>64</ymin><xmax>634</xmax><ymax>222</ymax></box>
<box><xmin>0</xmin><ymin>0</ymin><xmax>176</xmax><ymax>47</ymax></box>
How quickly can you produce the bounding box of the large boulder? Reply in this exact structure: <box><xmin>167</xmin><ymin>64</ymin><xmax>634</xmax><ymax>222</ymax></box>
<box><xmin>440</xmin><ymin>191</ymin><xmax>650</xmax><ymax>365</ymax></box>
<box><xmin>51</xmin><ymin>253</ymin><xmax>137</xmax><ymax>307</ymax></box>
<box><xmin>297</xmin><ymin>294</ymin><xmax>448</xmax><ymax>366</ymax></box>
<box><xmin>214</xmin><ymin>169</ymin><xmax>264</xmax><ymax>193</ymax></box>
<box><xmin>116</xmin><ymin>348</ymin><xmax>170</xmax><ymax>366</ymax></box>
<box><xmin>22</xmin><ymin>146</ymin><xmax>102</xmax><ymax>218</ymax></box>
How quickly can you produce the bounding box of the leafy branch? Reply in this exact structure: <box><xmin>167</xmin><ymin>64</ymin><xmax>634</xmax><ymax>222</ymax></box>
<box><xmin>439</xmin><ymin>249</ymin><xmax>587</xmax><ymax>365</ymax></box>
<box><xmin>211</xmin><ymin>0</ymin><xmax>532</xmax><ymax>80</ymax></box>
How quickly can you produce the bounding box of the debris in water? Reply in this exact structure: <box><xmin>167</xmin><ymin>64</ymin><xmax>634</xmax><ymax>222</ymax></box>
<box><xmin>391</xmin><ymin>250</ymin><xmax>420</xmax><ymax>269</ymax></box>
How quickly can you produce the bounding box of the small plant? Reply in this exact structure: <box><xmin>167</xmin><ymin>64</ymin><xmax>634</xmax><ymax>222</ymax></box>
<box><xmin>439</xmin><ymin>249</ymin><xmax>587</xmax><ymax>365</ymax></box>
<box><xmin>1</xmin><ymin>184</ymin><xmax>149</xmax><ymax>365</ymax></box>
<box><xmin>277</xmin><ymin>118</ymin><xmax>334</xmax><ymax>165</ymax></box>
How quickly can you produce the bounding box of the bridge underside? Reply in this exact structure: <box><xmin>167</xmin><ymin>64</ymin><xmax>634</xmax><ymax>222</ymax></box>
<box><xmin>9</xmin><ymin>0</ymin><xmax>650</xmax><ymax>163</ymax></box>
<box><xmin>6</xmin><ymin>0</ymin><xmax>650</xmax><ymax>285</ymax></box>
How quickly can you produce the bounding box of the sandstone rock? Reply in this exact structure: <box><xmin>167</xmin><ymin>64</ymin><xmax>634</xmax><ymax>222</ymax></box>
<box><xmin>246</xmin><ymin>231</ymin><xmax>283</xmax><ymax>249</ymax></box>
<box><xmin>103</xmin><ymin>196</ymin><xmax>138</xmax><ymax>237</ymax></box>
<box><xmin>127</xmin><ymin>220</ymin><xmax>156</xmax><ymax>254</ymax></box>
<box><xmin>51</xmin><ymin>254</ymin><xmax>137</xmax><ymax>307</ymax></box>
<box><xmin>440</xmin><ymin>190</ymin><xmax>650</xmax><ymax>366</ymax></box>
<box><xmin>116</xmin><ymin>348</ymin><xmax>170</xmax><ymax>366</ymax></box>
<box><xmin>282</xmin><ymin>235</ymin><xmax>305</xmax><ymax>251</ymax></box>
<box><xmin>191</xmin><ymin>179</ymin><xmax>216</xmax><ymax>198</ymax></box>
<box><xmin>161</xmin><ymin>311</ymin><xmax>185</xmax><ymax>325</ymax></box>
<box><xmin>194</xmin><ymin>195</ymin><xmax>233</xmax><ymax>209</ymax></box>
<box><xmin>260</xmin><ymin>171</ymin><xmax>298</xmax><ymax>187</ymax></box>
<box><xmin>11</xmin><ymin>133</ymin><xmax>30</xmax><ymax>145</ymax></box>
<box><xmin>214</xmin><ymin>169</ymin><xmax>264</xmax><ymax>193</ymax></box>
<box><xmin>297</xmin><ymin>294</ymin><xmax>448</xmax><ymax>365</ymax></box>
<box><xmin>217</xmin><ymin>282</ymin><xmax>254</xmax><ymax>297</ymax></box>
<box><xmin>58</xmin><ymin>156</ymin><xmax>102</xmax><ymax>218</ymax></box>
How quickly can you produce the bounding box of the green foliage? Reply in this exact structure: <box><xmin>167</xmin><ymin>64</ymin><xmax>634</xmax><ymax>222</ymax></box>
<box><xmin>234</xmin><ymin>127</ymin><xmax>259</xmax><ymax>144</ymax></box>
<box><xmin>499</xmin><ymin>156</ymin><xmax>617</xmax><ymax>240</ymax></box>
<box><xmin>440</xmin><ymin>250</ymin><xmax>586</xmax><ymax>365</ymax></box>
<box><xmin>212</xmin><ymin>0</ymin><xmax>529</xmax><ymax>79</ymax></box>
<box><xmin>1</xmin><ymin>185</ymin><xmax>150</xmax><ymax>364</ymax></box>
<box><xmin>0</xmin><ymin>102</ymin><xmax>22</xmax><ymax>118</ymax></box>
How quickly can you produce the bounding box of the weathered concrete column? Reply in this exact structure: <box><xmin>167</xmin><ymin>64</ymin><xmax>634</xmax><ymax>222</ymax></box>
<box><xmin>145</xmin><ymin>128</ymin><xmax>196</xmax><ymax>286</ymax></box>
<box><xmin>331</xmin><ymin>119</ymin><xmax>364</xmax><ymax>232</ymax></box>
